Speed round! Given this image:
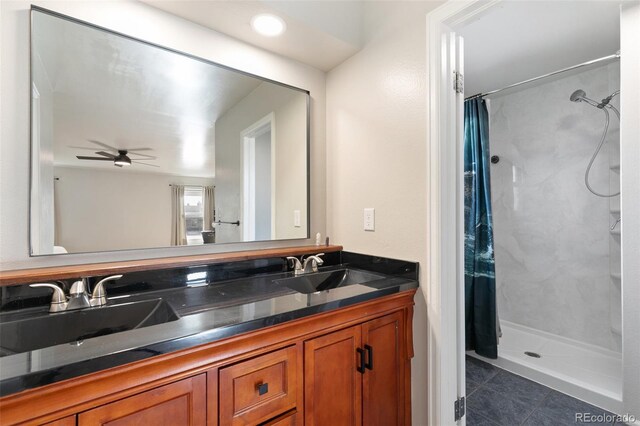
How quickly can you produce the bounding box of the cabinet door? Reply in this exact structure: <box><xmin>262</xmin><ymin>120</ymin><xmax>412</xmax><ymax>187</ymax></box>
<box><xmin>78</xmin><ymin>375</ymin><xmax>206</xmax><ymax>426</ymax></box>
<box><xmin>43</xmin><ymin>416</ymin><xmax>76</xmax><ymax>426</ymax></box>
<box><xmin>362</xmin><ymin>312</ymin><xmax>404</xmax><ymax>426</ymax></box>
<box><xmin>304</xmin><ymin>326</ymin><xmax>362</xmax><ymax>426</ymax></box>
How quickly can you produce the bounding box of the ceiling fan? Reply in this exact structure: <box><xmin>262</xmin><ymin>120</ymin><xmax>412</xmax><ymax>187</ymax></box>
<box><xmin>73</xmin><ymin>140</ymin><xmax>158</xmax><ymax>168</ymax></box>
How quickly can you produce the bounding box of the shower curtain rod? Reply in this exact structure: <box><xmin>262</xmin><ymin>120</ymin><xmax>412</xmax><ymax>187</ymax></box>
<box><xmin>465</xmin><ymin>52</ymin><xmax>620</xmax><ymax>101</ymax></box>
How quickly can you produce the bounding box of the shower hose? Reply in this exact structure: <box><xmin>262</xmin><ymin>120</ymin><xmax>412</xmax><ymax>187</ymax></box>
<box><xmin>585</xmin><ymin>104</ymin><xmax>620</xmax><ymax>198</ymax></box>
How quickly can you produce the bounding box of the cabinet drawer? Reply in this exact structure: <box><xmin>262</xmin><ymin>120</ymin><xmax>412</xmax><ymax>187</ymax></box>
<box><xmin>219</xmin><ymin>346</ymin><xmax>298</xmax><ymax>425</ymax></box>
<box><xmin>262</xmin><ymin>410</ymin><xmax>297</xmax><ymax>426</ymax></box>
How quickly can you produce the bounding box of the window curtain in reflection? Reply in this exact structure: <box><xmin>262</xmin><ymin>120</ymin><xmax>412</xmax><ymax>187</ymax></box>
<box><xmin>203</xmin><ymin>186</ymin><xmax>215</xmax><ymax>231</ymax></box>
<box><xmin>464</xmin><ymin>97</ymin><xmax>498</xmax><ymax>359</ymax></box>
<box><xmin>171</xmin><ymin>185</ymin><xmax>186</xmax><ymax>246</ymax></box>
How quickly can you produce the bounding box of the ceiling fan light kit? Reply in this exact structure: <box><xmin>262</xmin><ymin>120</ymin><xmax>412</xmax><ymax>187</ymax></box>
<box><xmin>114</xmin><ymin>152</ymin><xmax>132</xmax><ymax>167</ymax></box>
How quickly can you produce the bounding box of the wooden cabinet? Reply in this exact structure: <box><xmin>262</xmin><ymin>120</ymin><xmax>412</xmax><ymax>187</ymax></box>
<box><xmin>262</xmin><ymin>410</ymin><xmax>298</xmax><ymax>425</ymax></box>
<box><xmin>43</xmin><ymin>416</ymin><xmax>76</xmax><ymax>426</ymax></box>
<box><xmin>362</xmin><ymin>312</ymin><xmax>404</xmax><ymax>426</ymax></box>
<box><xmin>304</xmin><ymin>326</ymin><xmax>363</xmax><ymax>426</ymax></box>
<box><xmin>0</xmin><ymin>290</ymin><xmax>415</xmax><ymax>426</ymax></box>
<box><xmin>219</xmin><ymin>346</ymin><xmax>299</xmax><ymax>425</ymax></box>
<box><xmin>78</xmin><ymin>375</ymin><xmax>206</xmax><ymax>426</ymax></box>
<box><xmin>304</xmin><ymin>312</ymin><xmax>405</xmax><ymax>426</ymax></box>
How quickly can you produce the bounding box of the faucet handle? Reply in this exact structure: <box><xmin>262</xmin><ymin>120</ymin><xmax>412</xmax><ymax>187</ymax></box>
<box><xmin>287</xmin><ymin>256</ymin><xmax>302</xmax><ymax>275</ymax></box>
<box><xmin>286</xmin><ymin>257</ymin><xmax>303</xmax><ymax>271</ymax></box>
<box><xmin>306</xmin><ymin>253</ymin><xmax>325</xmax><ymax>264</ymax></box>
<box><xmin>90</xmin><ymin>275</ymin><xmax>123</xmax><ymax>307</ymax></box>
<box><xmin>30</xmin><ymin>283</ymin><xmax>68</xmax><ymax>313</ymax></box>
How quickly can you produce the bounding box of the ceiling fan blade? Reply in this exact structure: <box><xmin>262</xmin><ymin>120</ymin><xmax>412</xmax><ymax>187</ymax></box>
<box><xmin>131</xmin><ymin>161</ymin><xmax>160</xmax><ymax>168</ymax></box>
<box><xmin>76</xmin><ymin>156</ymin><xmax>113</xmax><ymax>161</ymax></box>
<box><xmin>127</xmin><ymin>152</ymin><xmax>157</xmax><ymax>160</ymax></box>
<box><xmin>95</xmin><ymin>151</ymin><xmax>117</xmax><ymax>159</ymax></box>
<box><xmin>88</xmin><ymin>139</ymin><xmax>118</xmax><ymax>152</ymax></box>
<box><xmin>68</xmin><ymin>145</ymin><xmax>102</xmax><ymax>151</ymax></box>
<box><xmin>125</xmin><ymin>148</ymin><xmax>153</xmax><ymax>152</ymax></box>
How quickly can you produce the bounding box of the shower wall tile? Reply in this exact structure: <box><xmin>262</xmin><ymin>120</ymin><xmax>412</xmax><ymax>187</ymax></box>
<box><xmin>488</xmin><ymin>63</ymin><xmax>620</xmax><ymax>351</ymax></box>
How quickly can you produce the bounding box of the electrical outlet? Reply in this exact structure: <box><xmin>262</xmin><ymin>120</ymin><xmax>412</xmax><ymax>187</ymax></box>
<box><xmin>364</xmin><ymin>208</ymin><xmax>375</xmax><ymax>231</ymax></box>
<box><xmin>294</xmin><ymin>210</ymin><xmax>301</xmax><ymax>227</ymax></box>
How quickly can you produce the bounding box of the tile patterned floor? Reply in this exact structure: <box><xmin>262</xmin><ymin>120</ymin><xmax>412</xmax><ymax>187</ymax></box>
<box><xmin>465</xmin><ymin>356</ymin><xmax>626</xmax><ymax>425</ymax></box>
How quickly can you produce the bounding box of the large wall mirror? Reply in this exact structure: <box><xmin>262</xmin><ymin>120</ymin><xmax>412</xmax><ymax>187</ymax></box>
<box><xmin>30</xmin><ymin>7</ymin><xmax>309</xmax><ymax>256</ymax></box>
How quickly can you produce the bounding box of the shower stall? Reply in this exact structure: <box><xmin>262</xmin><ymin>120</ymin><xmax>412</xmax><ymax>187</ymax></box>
<box><xmin>468</xmin><ymin>56</ymin><xmax>622</xmax><ymax>412</ymax></box>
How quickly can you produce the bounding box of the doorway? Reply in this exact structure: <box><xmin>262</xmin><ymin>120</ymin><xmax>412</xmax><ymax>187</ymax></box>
<box><xmin>241</xmin><ymin>113</ymin><xmax>276</xmax><ymax>241</ymax></box>
<box><xmin>426</xmin><ymin>1</ymin><xmax>640</xmax><ymax>424</ymax></box>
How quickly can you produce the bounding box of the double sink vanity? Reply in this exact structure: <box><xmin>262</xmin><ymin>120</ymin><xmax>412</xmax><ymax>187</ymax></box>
<box><xmin>0</xmin><ymin>247</ymin><xmax>418</xmax><ymax>425</ymax></box>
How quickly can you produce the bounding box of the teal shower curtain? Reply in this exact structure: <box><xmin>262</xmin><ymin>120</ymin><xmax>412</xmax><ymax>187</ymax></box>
<box><xmin>464</xmin><ymin>97</ymin><xmax>498</xmax><ymax>359</ymax></box>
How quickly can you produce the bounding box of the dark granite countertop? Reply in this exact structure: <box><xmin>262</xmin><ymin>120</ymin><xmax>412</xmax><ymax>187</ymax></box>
<box><xmin>0</xmin><ymin>252</ymin><xmax>418</xmax><ymax>397</ymax></box>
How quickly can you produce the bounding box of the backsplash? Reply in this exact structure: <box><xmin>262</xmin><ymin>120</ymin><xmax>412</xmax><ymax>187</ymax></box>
<box><xmin>0</xmin><ymin>251</ymin><xmax>419</xmax><ymax>312</ymax></box>
<box><xmin>0</xmin><ymin>251</ymin><xmax>342</xmax><ymax>311</ymax></box>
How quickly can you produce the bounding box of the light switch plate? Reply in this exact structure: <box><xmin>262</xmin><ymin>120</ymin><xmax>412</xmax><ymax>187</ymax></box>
<box><xmin>294</xmin><ymin>210</ymin><xmax>301</xmax><ymax>227</ymax></box>
<box><xmin>364</xmin><ymin>208</ymin><xmax>375</xmax><ymax>231</ymax></box>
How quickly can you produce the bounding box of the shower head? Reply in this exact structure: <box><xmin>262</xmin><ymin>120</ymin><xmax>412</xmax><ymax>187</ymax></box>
<box><xmin>570</xmin><ymin>89</ymin><xmax>586</xmax><ymax>102</ymax></box>
<box><xmin>570</xmin><ymin>89</ymin><xmax>601</xmax><ymax>107</ymax></box>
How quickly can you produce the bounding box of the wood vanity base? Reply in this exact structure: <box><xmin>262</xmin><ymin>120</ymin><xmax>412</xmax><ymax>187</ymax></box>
<box><xmin>0</xmin><ymin>289</ymin><xmax>416</xmax><ymax>426</ymax></box>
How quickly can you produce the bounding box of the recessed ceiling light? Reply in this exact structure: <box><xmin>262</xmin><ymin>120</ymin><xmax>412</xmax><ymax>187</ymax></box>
<box><xmin>251</xmin><ymin>14</ymin><xmax>286</xmax><ymax>37</ymax></box>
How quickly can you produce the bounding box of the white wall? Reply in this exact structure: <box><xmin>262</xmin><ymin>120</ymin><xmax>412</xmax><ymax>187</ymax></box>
<box><xmin>488</xmin><ymin>63</ymin><xmax>620</xmax><ymax>351</ymax></box>
<box><xmin>327</xmin><ymin>2</ymin><xmax>441</xmax><ymax>425</ymax></box>
<box><xmin>215</xmin><ymin>82</ymin><xmax>307</xmax><ymax>243</ymax></box>
<box><xmin>52</xmin><ymin>167</ymin><xmax>214</xmax><ymax>253</ymax></box>
<box><xmin>0</xmin><ymin>0</ymin><xmax>325</xmax><ymax>270</ymax></box>
<box><xmin>273</xmin><ymin>93</ymin><xmax>308</xmax><ymax>240</ymax></box>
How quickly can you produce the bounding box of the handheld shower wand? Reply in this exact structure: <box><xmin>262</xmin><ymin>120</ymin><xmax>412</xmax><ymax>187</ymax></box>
<box><xmin>570</xmin><ymin>89</ymin><xmax>620</xmax><ymax>198</ymax></box>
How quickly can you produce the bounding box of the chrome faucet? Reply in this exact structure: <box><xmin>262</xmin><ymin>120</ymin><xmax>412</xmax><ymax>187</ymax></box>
<box><xmin>302</xmin><ymin>253</ymin><xmax>324</xmax><ymax>274</ymax></box>
<box><xmin>286</xmin><ymin>253</ymin><xmax>325</xmax><ymax>276</ymax></box>
<box><xmin>67</xmin><ymin>279</ymin><xmax>92</xmax><ymax>310</ymax></box>
<box><xmin>287</xmin><ymin>253</ymin><xmax>324</xmax><ymax>276</ymax></box>
<box><xmin>30</xmin><ymin>275</ymin><xmax>123</xmax><ymax>312</ymax></box>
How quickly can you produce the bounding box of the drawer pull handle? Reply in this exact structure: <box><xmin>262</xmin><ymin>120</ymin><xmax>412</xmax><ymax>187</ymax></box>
<box><xmin>356</xmin><ymin>347</ymin><xmax>365</xmax><ymax>374</ymax></box>
<box><xmin>364</xmin><ymin>344</ymin><xmax>373</xmax><ymax>370</ymax></box>
<box><xmin>257</xmin><ymin>382</ymin><xmax>269</xmax><ymax>396</ymax></box>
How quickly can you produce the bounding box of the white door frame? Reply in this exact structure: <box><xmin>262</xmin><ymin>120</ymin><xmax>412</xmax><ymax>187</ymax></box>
<box><xmin>426</xmin><ymin>3</ymin><xmax>501</xmax><ymax>423</ymax></box>
<box><xmin>30</xmin><ymin>82</ymin><xmax>41</xmax><ymax>254</ymax></box>
<box><xmin>620</xmin><ymin>3</ymin><xmax>640</xmax><ymax>421</ymax></box>
<box><xmin>240</xmin><ymin>113</ymin><xmax>276</xmax><ymax>241</ymax></box>
<box><xmin>427</xmin><ymin>1</ymin><xmax>640</xmax><ymax>424</ymax></box>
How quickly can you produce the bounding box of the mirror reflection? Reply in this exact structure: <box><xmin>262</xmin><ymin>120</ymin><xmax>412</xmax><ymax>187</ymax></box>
<box><xmin>30</xmin><ymin>9</ymin><xmax>309</xmax><ymax>255</ymax></box>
